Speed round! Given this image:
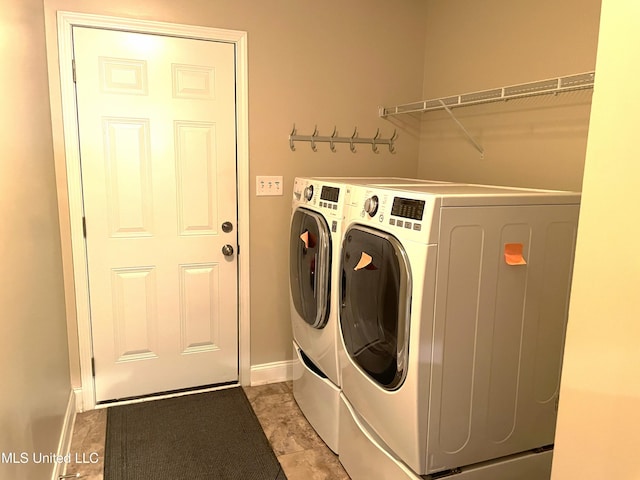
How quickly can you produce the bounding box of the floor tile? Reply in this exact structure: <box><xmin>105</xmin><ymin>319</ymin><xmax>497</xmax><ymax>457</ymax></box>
<box><xmin>279</xmin><ymin>446</ymin><xmax>350</xmax><ymax>480</ymax></box>
<box><xmin>65</xmin><ymin>409</ymin><xmax>106</xmax><ymax>479</ymax></box>
<box><xmin>243</xmin><ymin>382</ymin><xmax>291</xmax><ymax>402</ymax></box>
<box><xmin>245</xmin><ymin>388</ymin><xmax>327</xmax><ymax>456</ymax></box>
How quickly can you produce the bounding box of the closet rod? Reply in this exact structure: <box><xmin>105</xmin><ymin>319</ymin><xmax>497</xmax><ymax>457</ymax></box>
<box><xmin>379</xmin><ymin>71</ymin><xmax>595</xmax><ymax>117</ymax></box>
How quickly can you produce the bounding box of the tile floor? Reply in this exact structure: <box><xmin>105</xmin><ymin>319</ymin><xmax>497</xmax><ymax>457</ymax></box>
<box><xmin>64</xmin><ymin>381</ymin><xmax>350</xmax><ymax>480</ymax></box>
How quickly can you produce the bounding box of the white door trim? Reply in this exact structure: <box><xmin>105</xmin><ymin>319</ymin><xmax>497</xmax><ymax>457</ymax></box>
<box><xmin>56</xmin><ymin>11</ymin><xmax>250</xmax><ymax>410</ymax></box>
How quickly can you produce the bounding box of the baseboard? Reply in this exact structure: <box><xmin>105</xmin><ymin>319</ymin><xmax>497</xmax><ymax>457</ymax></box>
<box><xmin>51</xmin><ymin>390</ymin><xmax>76</xmax><ymax>480</ymax></box>
<box><xmin>250</xmin><ymin>360</ymin><xmax>295</xmax><ymax>386</ymax></box>
<box><xmin>73</xmin><ymin>387</ymin><xmax>83</xmax><ymax>412</ymax></box>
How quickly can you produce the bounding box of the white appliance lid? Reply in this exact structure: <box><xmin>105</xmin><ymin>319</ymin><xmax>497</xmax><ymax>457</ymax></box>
<box><xmin>383</xmin><ymin>183</ymin><xmax>580</xmax><ymax>206</ymax></box>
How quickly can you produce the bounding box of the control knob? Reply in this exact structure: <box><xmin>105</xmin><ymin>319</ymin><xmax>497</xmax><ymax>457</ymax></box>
<box><xmin>364</xmin><ymin>195</ymin><xmax>379</xmax><ymax>217</ymax></box>
<box><xmin>304</xmin><ymin>185</ymin><xmax>314</xmax><ymax>201</ymax></box>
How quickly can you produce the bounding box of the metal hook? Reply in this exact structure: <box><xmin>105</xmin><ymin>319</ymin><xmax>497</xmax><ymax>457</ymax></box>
<box><xmin>289</xmin><ymin>123</ymin><xmax>297</xmax><ymax>151</ymax></box>
<box><xmin>329</xmin><ymin>126</ymin><xmax>338</xmax><ymax>152</ymax></box>
<box><xmin>310</xmin><ymin>125</ymin><xmax>318</xmax><ymax>152</ymax></box>
<box><xmin>389</xmin><ymin>129</ymin><xmax>398</xmax><ymax>153</ymax></box>
<box><xmin>371</xmin><ymin>128</ymin><xmax>380</xmax><ymax>154</ymax></box>
<box><xmin>349</xmin><ymin>127</ymin><xmax>358</xmax><ymax>153</ymax></box>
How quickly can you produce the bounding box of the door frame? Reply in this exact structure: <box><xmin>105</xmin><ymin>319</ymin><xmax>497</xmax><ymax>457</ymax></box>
<box><xmin>55</xmin><ymin>11</ymin><xmax>250</xmax><ymax>411</ymax></box>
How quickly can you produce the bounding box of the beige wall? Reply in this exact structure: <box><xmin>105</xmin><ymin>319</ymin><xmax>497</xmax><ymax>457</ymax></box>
<box><xmin>0</xmin><ymin>0</ymin><xmax>71</xmax><ymax>478</ymax></box>
<box><xmin>415</xmin><ymin>0</ymin><xmax>601</xmax><ymax>191</ymax></box>
<box><xmin>43</xmin><ymin>0</ymin><xmax>427</xmax><ymax>384</ymax></box>
<box><xmin>551</xmin><ymin>1</ymin><xmax>640</xmax><ymax>478</ymax></box>
<box><xmin>4</xmin><ymin>2</ymin><xmax>630</xmax><ymax>477</ymax></box>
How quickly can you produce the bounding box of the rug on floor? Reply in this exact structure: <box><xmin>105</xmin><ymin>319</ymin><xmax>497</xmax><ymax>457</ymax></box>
<box><xmin>104</xmin><ymin>387</ymin><xmax>287</xmax><ymax>480</ymax></box>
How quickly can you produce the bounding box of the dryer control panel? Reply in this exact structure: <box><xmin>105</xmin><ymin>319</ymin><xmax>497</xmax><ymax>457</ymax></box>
<box><xmin>391</xmin><ymin>197</ymin><xmax>425</xmax><ymax>221</ymax></box>
<box><xmin>346</xmin><ymin>185</ymin><xmax>438</xmax><ymax>244</ymax></box>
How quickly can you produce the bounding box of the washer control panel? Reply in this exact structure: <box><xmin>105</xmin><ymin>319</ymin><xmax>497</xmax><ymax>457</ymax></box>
<box><xmin>293</xmin><ymin>178</ymin><xmax>343</xmax><ymax>219</ymax></box>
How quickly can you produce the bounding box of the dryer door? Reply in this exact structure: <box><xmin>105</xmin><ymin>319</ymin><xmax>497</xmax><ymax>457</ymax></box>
<box><xmin>290</xmin><ymin>208</ymin><xmax>331</xmax><ymax>329</ymax></box>
<box><xmin>340</xmin><ymin>225</ymin><xmax>411</xmax><ymax>390</ymax></box>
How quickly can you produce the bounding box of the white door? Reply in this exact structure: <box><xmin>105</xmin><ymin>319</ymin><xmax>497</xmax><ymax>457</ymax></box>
<box><xmin>73</xmin><ymin>27</ymin><xmax>239</xmax><ymax>402</ymax></box>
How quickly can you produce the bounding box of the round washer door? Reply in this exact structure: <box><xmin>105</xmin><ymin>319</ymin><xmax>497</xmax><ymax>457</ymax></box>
<box><xmin>289</xmin><ymin>208</ymin><xmax>331</xmax><ymax>329</ymax></box>
<box><xmin>340</xmin><ymin>225</ymin><xmax>411</xmax><ymax>390</ymax></box>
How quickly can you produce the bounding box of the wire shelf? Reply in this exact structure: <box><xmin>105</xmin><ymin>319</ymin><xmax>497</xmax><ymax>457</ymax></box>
<box><xmin>379</xmin><ymin>71</ymin><xmax>595</xmax><ymax>117</ymax></box>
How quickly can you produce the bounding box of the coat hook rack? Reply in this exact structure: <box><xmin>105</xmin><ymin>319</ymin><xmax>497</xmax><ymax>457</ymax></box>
<box><xmin>289</xmin><ymin>124</ymin><xmax>397</xmax><ymax>154</ymax></box>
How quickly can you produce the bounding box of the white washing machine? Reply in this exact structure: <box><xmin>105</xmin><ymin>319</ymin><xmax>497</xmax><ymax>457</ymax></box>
<box><xmin>289</xmin><ymin>177</ymin><xmax>449</xmax><ymax>453</ymax></box>
<box><xmin>290</xmin><ymin>177</ymin><xmax>346</xmax><ymax>453</ymax></box>
<box><xmin>337</xmin><ymin>183</ymin><xmax>580</xmax><ymax>479</ymax></box>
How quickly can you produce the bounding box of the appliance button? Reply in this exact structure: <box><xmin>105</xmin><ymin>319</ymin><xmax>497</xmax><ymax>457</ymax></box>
<box><xmin>397</xmin><ymin>220</ymin><xmax>404</xmax><ymax>228</ymax></box>
<box><xmin>304</xmin><ymin>185</ymin><xmax>314</xmax><ymax>201</ymax></box>
<box><xmin>405</xmin><ymin>222</ymin><xmax>412</xmax><ymax>229</ymax></box>
<box><xmin>389</xmin><ymin>219</ymin><xmax>396</xmax><ymax>226</ymax></box>
<box><xmin>333</xmin><ymin>204</ymin><xmax>338</xmax><ymax>210</ymax></box>
<box><xmin>413</xmin><ymin>223</ymin><xmax>422</xmax><ymax>231</ymax></box>
<box><xmin>364</xmin><ymin>195</ymin><xmax>379</xmax><ymax>217</ymax></box>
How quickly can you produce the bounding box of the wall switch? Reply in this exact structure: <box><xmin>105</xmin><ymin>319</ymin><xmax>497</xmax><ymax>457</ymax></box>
<box><xmin>256</xmin><ymin>175</ymin><xmax>284</xmax><ymax>196</ymax></box>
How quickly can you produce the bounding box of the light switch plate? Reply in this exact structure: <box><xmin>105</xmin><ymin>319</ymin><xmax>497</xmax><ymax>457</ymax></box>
<box><xmin>256</xmin><ymin>175</ymin><xmax>284</xmax><ymax>196</ymax></box>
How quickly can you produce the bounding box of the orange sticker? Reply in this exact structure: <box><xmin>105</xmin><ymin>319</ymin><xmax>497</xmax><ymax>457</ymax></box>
<box><xmin>300</xmin><ymin>231</ymin><xmax>309</xmax><ymax>249</ymax></box>
<box><xmin>354</xmin><ymin>252</ymin><xmax>373</xmax><ymax>271</ymax></box>
<box><xmin>504</xmin><ymin>243</ymin><xmax>527</xmax><ymax>265</ymax></box>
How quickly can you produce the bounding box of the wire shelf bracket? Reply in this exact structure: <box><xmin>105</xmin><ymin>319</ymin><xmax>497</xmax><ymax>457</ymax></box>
<box><xmin>438</xmin><ymin>99</ymin><xmax>485</xmax><ymax>157</ymax></box>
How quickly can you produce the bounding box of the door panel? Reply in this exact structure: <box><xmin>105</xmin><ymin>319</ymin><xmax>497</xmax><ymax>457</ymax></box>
<box><xmin>175</xmin><ymin>122</ymin><xmax>219</xmax><ymax>235</ymax></box>
<box><xmin>73</xmin><ymin>27</ymin><xmax>238</xmax><ymax>402</ymax></box>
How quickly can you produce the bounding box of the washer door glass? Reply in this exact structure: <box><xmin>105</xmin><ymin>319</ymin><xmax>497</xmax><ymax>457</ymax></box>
<box><xmin>290</xmin><ymin>208</ymin><xmax>331</xmax><ymax>329</ymax></box>
<box><xmin>340</xmin><ymin>225</ymin><xmax>411</xmax><ymax>390</ymax></box>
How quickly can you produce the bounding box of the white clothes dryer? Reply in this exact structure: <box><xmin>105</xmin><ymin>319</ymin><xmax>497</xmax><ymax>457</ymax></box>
<box><xmin>290</xmin><ymin>177</ymin><xmax>449</xmax><ymax>453</ymax></box>
<box><xmin>337</xmin><ymin>183</ymin><xmax>580</xmax><ymax>478</ymax></box>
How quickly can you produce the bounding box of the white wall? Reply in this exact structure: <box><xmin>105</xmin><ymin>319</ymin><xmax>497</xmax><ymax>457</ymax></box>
<box><xmin>551</xmin><ymin>1</ymin><xmax>640</xmax><ymax>478</ymax></box>
<box><xmin>0</xmin><ymin>0</ymin><xmax>71</xmax><ymax>478</ymax></box>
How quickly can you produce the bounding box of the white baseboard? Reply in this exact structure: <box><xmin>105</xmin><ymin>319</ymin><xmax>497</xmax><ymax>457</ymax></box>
<box><xmin>51</xmin><ymin>390</ymin><xmax>76</xmax><ymax>480</ymax></box>
<box><xmin>73</xmin><ymin>387</ymin><xmax>83</xmax><ymax>412</ymax></box>
<box><xmin>250</xmin><ymin>360</ymin><xmax>295</xmax><ymax>386</ymax></box>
